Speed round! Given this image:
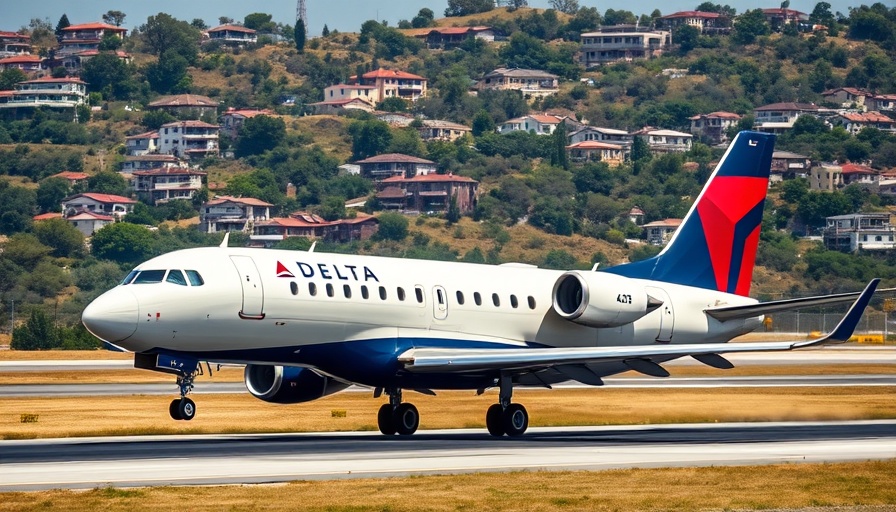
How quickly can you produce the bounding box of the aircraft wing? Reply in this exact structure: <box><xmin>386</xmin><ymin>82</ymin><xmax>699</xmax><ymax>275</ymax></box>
<box><xmin>398</xmin><ymin>279</ymin><xmax>879</xmax><ymax>375</ymax></box>
<box><xmin>705</xmin><ymin>285</ymin><xmax>895</xmax><ymax>321</ymax></box>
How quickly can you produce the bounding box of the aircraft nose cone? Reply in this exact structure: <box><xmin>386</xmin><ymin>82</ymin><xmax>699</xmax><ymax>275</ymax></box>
<box><xmin>82</xmin><ymin>288</ymin><xmax>138</xmax><ymax>343</ymax></box>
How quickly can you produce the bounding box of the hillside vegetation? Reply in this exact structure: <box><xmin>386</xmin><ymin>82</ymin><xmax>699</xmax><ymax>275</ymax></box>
<box><xmin>1</xmin><ymin>3</ymin><xmax>896</xmax><ymax>346</ymax></box>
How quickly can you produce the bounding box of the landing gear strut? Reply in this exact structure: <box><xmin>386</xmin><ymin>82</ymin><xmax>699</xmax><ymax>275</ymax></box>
<box><xmin>377</xmin><ymin>388</ymin><xmax>419</xmax><ymax>435</ymax></box>
<box><xmin>169</xmin><ymin>370</ymin><xmax>197</xmax><ymax>421</ymax></box>
<box><xmin>485</xmin><ymin>374</ymin><xmax>528</xmax><ymax>437</ymax></box>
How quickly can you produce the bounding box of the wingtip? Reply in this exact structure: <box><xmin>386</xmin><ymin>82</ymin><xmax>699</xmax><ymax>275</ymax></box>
<box><xmin>808</xmin><ymin>278</ymin><xmax>881</xmax><ymax>345</ymax></box>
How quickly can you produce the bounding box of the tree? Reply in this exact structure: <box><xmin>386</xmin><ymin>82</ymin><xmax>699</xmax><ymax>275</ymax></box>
<box><xmin>87</xmin><ymin>172</ymin><xmax>129</xmax><ymax>196</ymax></box>
<box><xmin>33</xmin><ymin>218</ymin><xmax>85</xmax><ymax>258</ymax></box>
<box><xmin>91</xmin><ymin>222</ymin><xmax>156</xmax><ymax>264</ymax></box>
<box><xmin>80</xmin><ymin>53</ymin><xmax>135</xmax><ymax>100</ymax></box>
<box><xmin>11</xmin><ymin>310</ymin><xmax>59</xmax><ymax>350</ymax></box>
<box><xmin>145</xmin><ymin>49</ymin><xmax>192</xmax><ymax>94</ymax></box>
<box><xmin>294</xmin><ymin>19</ymin><xmax>306</xmax><ymax>53</ymax></box>
<box><xmin>140</xmin><ymin>13</ymin><xmax>201</xmax><ymax>63</ymax></box>
<box><xmin>2</xmin><ymin>233</ymin><xmax>51</xmax><ymax>269</ymax></box>
<box><xmin>445</xmin><ymin>0</ymin><xmax>495</xmax><ymax>17</ymax></box>
<box><xmin>142</xmin><ymin>110</ymin><xmax>175</xmax><ymax>130</ymax></box>
<box><xmin>0</xmin><ymin>68</ymin><xmax>27</xmax><ymax>91</ymax></box>
<box><xmin>244</xmin><ymin>13</ymin><xmax>274</xmax><ymax>32</ymax></box>
<box><xmin>235</xmin><ymin>115</ymin><xmax>286</xmax><ymax>158</ymax></box>
<box><xmin>374</xmin><ymin>212</ymin><xmax>409</xmax><ymax>241</ymax></box>
<box><xmin>551</xmin><ymin>122</ymin><xmax>569</xmax><ymax>169</ymax></box>
<box><xmin>412</xmin><ymin>8</ymin><xmax>436</xmax><ymax>28</ymax></box>
<box><xmin>36</xmin><ymin>177</ymin><xmax>70</xmax><ymax>213</ymax></box>
<box><xmin>348</xmin><ymin>120</ymin><xmax>393</xmax><ymax>160</ymax></box>
<box><xmin>191</xmin><ymin>18</ymin><xmax>209</xmax><ymax>30</ymax></box>
<box><xmin>472</xmin><ymin>110</ymin><xmax>495</xmax><ymax>137</ymax></box>
<box><xmin>321</xmin><ymin>24</ymin><xmax>330</xmax><ymax>37</ymax></box>
<box><xmin>102</xmin><ymin>10</ymin><xmax>127</xmax><ymax>26</ymax></box>
<box><xmin>54</xmin><ymin>14</ymin><xmax>70</xmax><ymax>39</ymax></box>
<box><xmin>809</xmin><ymin>2</ymin><xmax>835</xmax><ymax>28</ymax></box>
<box><xmin>675</xmin><ymin>24</ymin><xmax>701</xmax><ymax>54</ymax></box>
<box><xmin>549</xmin><ymin>0</ymin><xmax>579</xmax><ymax>14</ymax></box>
<box><xmin>732</xmin><ymin>8</ymin><xmax>770</xmax><ymax>45</ymax></box>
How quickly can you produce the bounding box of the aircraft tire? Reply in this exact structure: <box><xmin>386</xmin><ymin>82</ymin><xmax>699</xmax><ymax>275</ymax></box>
<box><xmin>178</xmin><ymin>397</ymin><xmax>196</xmax><ymax>421</ymax></box>
<box><xmin>502</xmin><ymin>403</ymin><xmax>528</xmax><ymax>437</ymax></box>
<box><xmin>486</xmin><ymin>404</ymin><xmax>504</xmax><ymax>437</ymax></box>
<box><xmin>393</xmin><ymin>403</ymin><xmax>419</xmax><ymax>435</ymax></box>
<box><xmin>169</xmin><ymin>399</ymin><xmax>183</xmax><ymax>420</ymax></box>
<box><xmin>377</xmin><ymin>404</ymin><xmax>396</xmax><ymax>435</ymax></box>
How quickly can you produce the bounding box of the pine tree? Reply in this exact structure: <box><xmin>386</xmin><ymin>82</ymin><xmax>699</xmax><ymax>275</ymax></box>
<box><xmin>322</xmin><ymin>24</ymin><xmax>330</xmax><ymax>37</ymax></box>
<box><xmin>55</xmin><ymin>14</ymin><xmax>70</xmax><ymax>40</ymax></box>
<box><xmin>294</xmin><ymin>19</ymin><xmax>306</xmax><ymax>53</ymax></box>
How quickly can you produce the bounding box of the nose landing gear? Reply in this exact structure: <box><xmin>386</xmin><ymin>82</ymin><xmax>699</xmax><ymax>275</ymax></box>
<box><xmin>169</xmin><ymin>367</ymin><xmax>198</xmax><ymax>421</ymax></box>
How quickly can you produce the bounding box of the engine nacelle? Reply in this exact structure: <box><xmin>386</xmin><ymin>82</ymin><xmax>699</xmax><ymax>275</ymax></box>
<box><xmin>244</xmin><ymin>364</ymin><xmax>350</xmax><ymax>404</ymax></box>
<box><xmin>551</xmin><ymin>271</ymin><xmax>661</xmax><ymax>328</ymax></box>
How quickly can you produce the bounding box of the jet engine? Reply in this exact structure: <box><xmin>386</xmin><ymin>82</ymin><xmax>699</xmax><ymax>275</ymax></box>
<box><xmin>551</xmin><ymin>271</ymin><xmax>663</xmax><ymax>328</ymax></box>
<box><xmin>244</xmin><ymin>364</ymin><xmax>351</xmax><ymax>404</ymax></box>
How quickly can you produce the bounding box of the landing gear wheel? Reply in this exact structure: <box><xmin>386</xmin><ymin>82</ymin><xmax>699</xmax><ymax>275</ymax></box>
<box><xmin>393</xmin><ymin>403</ymin><xmax>419</xmax><ymax>435</ymax></box>
<box><xmin>169</xmin><ymin>399</ymin><xmax>183</xmax><ymax>421</ymax></box>
<box><xmin>177</xmin><ymin>397</ymin><xmax>196</xmax><ymax>421</ymax></box>
<box><xmin>502</xmin><ymin>403</ymin><xmax>528</xmax><ymax>437</ymax></box>
<box><xmin>377</xmin><ymin>403</ymin><xmax>396</xmax><ymax>435</ymax></box>
<box><xmin>486</xmin><ymin>404</ymin><xmax>505</xmax><ymax>437</ymax></box>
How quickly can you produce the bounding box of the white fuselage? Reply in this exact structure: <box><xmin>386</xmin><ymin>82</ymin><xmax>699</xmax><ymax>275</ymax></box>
<box><xmin>83</xmin><ymin>246</ymin><xmax>761</xmax><ymax>388</ymax></box>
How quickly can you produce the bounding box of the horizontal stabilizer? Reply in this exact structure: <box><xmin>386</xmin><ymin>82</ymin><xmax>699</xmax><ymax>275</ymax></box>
<box><xmin>706</xmin><ymin>285</ymin><xmax>893</xmax><ymax>321</ymax></box>
<box><xmin>398</xmin><ymin>280</ymin><xmax>879</xmax><ymax>375</ymax></box>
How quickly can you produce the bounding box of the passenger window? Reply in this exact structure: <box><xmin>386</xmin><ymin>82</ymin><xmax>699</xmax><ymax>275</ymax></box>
<box><xmin>436</xmin><ymin>288</ymin><xmax>445</xmax><ymax>305</ymax></box>
<box><xmin>290</xmin><ymin>282</ymin><xmax>299</xmax><ymax>295</ymax></box>
<box><xmin>309</xmin><ymin>283</ymin><xmax>317</xmax><ymax>296</ymax></box>
<box><xmin>185</xmin><ymin>270</ymin><xmax>204</xmax><ymax>286</ymax></box>
<box><xmin>397</xmin><ymin>287</ymin><xmax>406</xmax><ymax>301</ymax></box>
<box><xmin>474</xmin><ymin>292</ymin><xmax>482</xmax><ymax>306</ymax></box>
<box><xmin>379</xmin><ymin>286</ymin><xmax>387</xmax><ymax>300</ymax></box>
<box><xmin>166</xmin><ymin>270</ymin><xmax>188</xmax><ymax>286</ymax></box>
<box><xmin>528</xmin><ymin>296</ymin><xmax>536</xmax><ymax>309</ymax></box>
<box><xmin>492</xmin><ymin>293</ymin><xmax>500</xmax><ymax>307</ymax></box>
<box><xmin>326</xmin><ymin>284</ymin><xmax>335</xmax><ymax>297</ymax></box>
<box><xmin>121</xmin><ymin>270</ymin><xmax>138</xmax><ymax>285</ymax></box>
<box><xmin>133</xmin><ymin>270</ymin><xmax>165</xmax><ymax>284</ymax></box>
<box><xmin>361</xmin><ymin>285</ymin><xmax>369</xmax><ymax>299</ymax></box>
<box><xmin>415</xmin><ymin>286</ymin><xmax>424</xmax><ymax>304</ymax></box>
<box><xmin>456</xmin><ymin>291</ymin><xmax>465</xmax><ymax>305</ymax></box>
<box><xmin>343</xmin><ymin>284</ymin><xmax>352</xmax><ymax>299</ymax></box>
<box><xmin>510</xmin><ymin>295</ymin><xmax>519</xmax><ymax>308</ymax></box>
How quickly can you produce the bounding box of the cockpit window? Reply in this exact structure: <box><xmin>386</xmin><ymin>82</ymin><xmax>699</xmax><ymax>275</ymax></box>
<box><xmin>166</xmin><ymin>270</ymin><xmax>188</xmax><ymax>286</ymax></box>
<box><xmin>185</xmin><ymin>270</ymin><xmax>204</xmax><ymax>286</ymax></box>
<box><xmin>120</xmin><ymin>270</ymin><xmax>139</xmax><ymax>285</ymax></box>
<box><xmin>132</xmin><ymin>270</ymin><xmax>166</xmax><ymax>284</ymax></box>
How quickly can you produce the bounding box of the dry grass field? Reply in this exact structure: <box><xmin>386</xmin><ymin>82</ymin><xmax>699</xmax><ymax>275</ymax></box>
<box><xmin>2</xmin><ymin>461</ymin><xmax>896</xmax><ymax>512</ymax></box>
<box><xmin>2</xmin><ymin>387</ymin><xmax>894</xmax><ymax>440</ymax></box>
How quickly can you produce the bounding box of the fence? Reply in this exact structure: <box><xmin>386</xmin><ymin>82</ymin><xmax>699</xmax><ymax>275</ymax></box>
<box><xmin>762</xmin><ymin>311</ymin><xmax>894</xmax><ymax>342</ymax></box>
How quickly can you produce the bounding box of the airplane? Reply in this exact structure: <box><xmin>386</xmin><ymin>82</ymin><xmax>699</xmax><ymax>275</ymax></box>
<box><xmin>82</xmin><ymin>131</ymin><xmax>881</xmax><ymax>437</ymax></box>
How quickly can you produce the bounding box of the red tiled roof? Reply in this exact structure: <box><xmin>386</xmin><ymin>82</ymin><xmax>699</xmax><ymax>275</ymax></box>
<box><xmin>308</xmin><ymin>98</ymin><xmax>374</xmax><ymax>107</ymax></box>
<box><xmin>643</xmin><ymin>218</ymin><xmax>683</xmax><ymax>228</ymax></box>
<box><xmin>68</xmin><ymin>193</ymin><xmax>136</xmax><ymax>204</ymax></box>
<box><xmin>339</xmin><ymin>212</ymin><xmax>377</xmax><ymax>225</ymax></box>
<box><xmin>148</xmin><ymin>94</ymin><xmax>217</xmax><ymax>108</ymax></box>
<box><xmin>67</xmin><ymin>210</ymin><xmax>115</xmax><ymax>221</ymax></box>
<box><xmin>262</xmin><ymin>216</ymin><xmax>337</xmax><ymax>228</ymax></box>
<box><xmin>0</xmin><ymin>55</ymin><xmax>41</xmax><ymax>65</ymax></box>
<box><xmin>160</xmin><ymin>120</ymin><xmax>219</xmax><ymax>129</ymax></box>
<box><xmin>33</xmin><ymin>212</ymin><xmax>63</xmax><ymax>221</ymax></box>
<box><xmin>566</xmin><ymin>141</ymin><xmax>623</xmax><ymax>150</ymax></box>
<box><xmin>0</xmin><ymin>31</ymin><xmax>30</xmax><ymax>40</ymax></box>
<box><xmin>51</xmin><ymin>171</ymin><xmax>89</xmax><ymax>181</ymax></box>
<box><xmin>376</xmin><ymin>186</ymin><xmax>407</xmax><ymax>199</ymax></box>
<box><xmin>125</xmin><ymin>131</ymin><xmax>159</xmax><ymax>140</ymax></box>
<box><xmin>660</xmin><ymin>11</ymin><xmax>721</xmax><ymax>19</ymax></box>
<box><xmin>62</xmin><ymin>22</ymin><xmax>127</xmax><ymax>32</ymax></box>
<box><xmin>840</xmin><ymin>112</ymin><xmax>894</xmax><ymax>123</ymax></box>
<box><xmin>208</xmin><ymin>24</ymin><xmax>257</xmax><ymax>34</ymax></box>
<box><xmin>754</xmin><ymin>102</ymin><xmax>818</xmax><ymax>111</ymax></box>
<box><xmin>689</xmin><ymin>111</ymin><xmax>741</xmax><ymax>120</ymax></box>
<box><xmin>840</xmin><ymin>163</ymin><xmax>877</xmax><ymax>174</ymax></box>
<box><xmin>21</xmin><ymin>76</ymin><xmax>86</xmax><ymax>84</ymax></box>
<box><xmin>359</xmin><ymin>68</ymin><xmax>426</xmax><ymax>81</ymax></box>
<box><xmin>355</xmin><ymin>153</ymin><xmax>434</xmax><ymax>165</ymax></box>
<box><xmin>132</xmin><ymin>168</ymin><xmax>206</xmax><ymax>177</ymax></box>
<box><xmin>822</xmin><ymin>87</ymin><xmax>871</xmax><ymax>97</ymax></box>
<box><xmin>205</xmin><ymin>195</ymin><xmax>274</xmax><ymax>207</ymax></box>
<box><xmin>224</xmin><ymin>108</ymin><xmax>274</xmax><ymax>118</ymax></box>
<box><xmin>73</xmin><ymin>49</ymin><xmax>129</xmax><ymax>58</ymax></box>
<box><xmin>381</xmin><ymin>173</ymin><xmax>477</xmax><ymax>184</ymax></box>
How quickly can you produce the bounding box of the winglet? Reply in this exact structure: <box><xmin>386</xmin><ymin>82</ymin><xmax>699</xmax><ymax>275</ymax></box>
<box><xmin>794</xmin><ymin>279</ymin><xmax>880</xmax><ymax>348</ymax></box>
<box><xmin>219</xmin><ymin>232</ymin><xmax>230</xmax><ymax>248</ymax></box>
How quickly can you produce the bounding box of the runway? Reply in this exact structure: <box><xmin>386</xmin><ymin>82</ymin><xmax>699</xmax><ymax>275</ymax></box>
<box><xmin>3</xmin><ymin>375</ymin><xmax>896</xmax><ymax>397</ymax></box>
<box><xmin>1</xmin><ymin>420</ymin><xmax>895</xmax><ymax>491</ymax></box>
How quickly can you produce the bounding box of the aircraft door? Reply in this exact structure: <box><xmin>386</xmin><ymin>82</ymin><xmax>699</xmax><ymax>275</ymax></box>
<box><xmin>646</xmin><ymin>286</ymin><xmax>674</xmax><ymax>342</ymax></box>
<box><xmin>230</xmin><ymin>255</ymin><xmax>265</xmax><ymax>319</ymax></box>
<box><xmin>432</xmin><ymin>285</ymin><xmax>448</xmax><ymax>320</ymax></box>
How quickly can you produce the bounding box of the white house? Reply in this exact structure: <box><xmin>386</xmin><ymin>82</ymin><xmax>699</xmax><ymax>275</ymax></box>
<box><xmin>62</xmin><ymin>193</ymin><xmax>136</xmax><ymax>219</ymax></box>
<box><xmin>498</xmin><ymin>114</ymin><xmax>565</xmax><ymax>135</ymax></box>
<box><xmin>125</xmin><ymin>131</ymin><xmax>159</xmax><ymax>156</ymax></box>
<box><xmin>158</xmin><ymin>120</ymin><xmax>219</xmax><ymax>160</ymax></box>
<box><xmin>200</xmin><ymin>196</ymin><xmax>273</xmax><ymax>234</ymax></box>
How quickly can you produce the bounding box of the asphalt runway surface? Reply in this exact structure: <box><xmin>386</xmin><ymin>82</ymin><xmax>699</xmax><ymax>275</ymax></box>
<box><xmin>2</xmin><ymin>421</ymin><xmax>895</xmax><ymax>491</ymax></box>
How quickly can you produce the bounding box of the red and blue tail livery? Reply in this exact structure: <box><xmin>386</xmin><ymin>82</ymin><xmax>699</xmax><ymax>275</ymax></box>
<box><xmin>609</xmin><ymin>131</ymin><xmax>775</xmax><ymax>297</ymax></box>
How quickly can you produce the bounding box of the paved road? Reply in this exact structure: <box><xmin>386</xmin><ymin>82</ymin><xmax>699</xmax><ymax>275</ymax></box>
<box><xmin>2</xmin><ymin>421</ymin><xmax>894</xmax><ymax>491</ymax></box>
<box><xmin>3</xmin><ymin>375</ymin><xmax>896</xmax><ymax>397</ymax></box>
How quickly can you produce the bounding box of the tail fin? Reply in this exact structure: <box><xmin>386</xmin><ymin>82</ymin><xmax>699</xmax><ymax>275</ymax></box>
<box><xmin>608</xmin><ymin>131</ymin><xmax>776</xmax><ymax>297</ymax></box>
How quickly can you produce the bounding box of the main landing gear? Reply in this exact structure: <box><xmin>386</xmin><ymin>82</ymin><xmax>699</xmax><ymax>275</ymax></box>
<box><xmin>484</xmin><ymin>374</ymin><xmax>528</xmax><ymax>437</ymax></box>
<box><xmin>377</xmin><ymin>388</ymin><xmax>420</xmax><ymax>435</ymax></box>
<box><xmin>169</xmin><ymin>371</ymin><xmax>197</xmax><ymax>421</ymax></box>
